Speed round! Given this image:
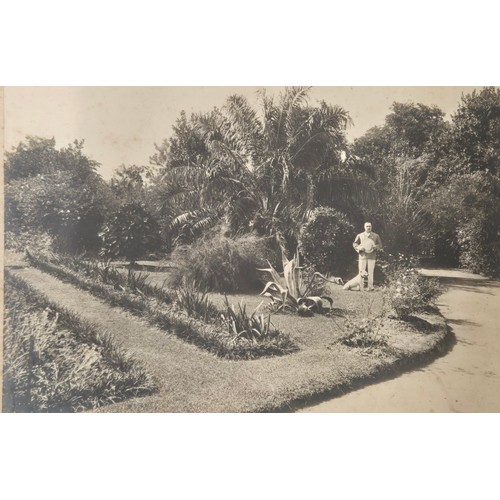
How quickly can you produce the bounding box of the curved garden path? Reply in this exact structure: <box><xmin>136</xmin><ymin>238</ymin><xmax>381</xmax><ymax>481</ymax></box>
<box><xmin>300</xmin><ymin>269</ymin><xmax>500</xmax><ymax>412</ymax></box>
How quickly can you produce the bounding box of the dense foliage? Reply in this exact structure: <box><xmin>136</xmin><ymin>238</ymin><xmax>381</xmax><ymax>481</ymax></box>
<box><xmin>299</xmin><ymin>207</ymin><xmax>354</xmax><ymax>276</ymax></box>
<box><xmin>3</xmin><ymin>271</ymin><xmax>156</xmax><ymax>412</ymax></box>
<box><xmin>5</xmin><ymin>138</ymin><xmax>115</xmax><ymax>253</ymax></box>
<box><xmin>99</xmin><ymin>203</ymin><xmax>163</xmax><ymax>264</ymax></box>
<box><xmin>5</xmin><ymin>87</ymin><xmax>499</xmax><ymax>278</ymax></box>
<box><xmin>168</xmin><ymin>229</ymin><xmax>271</xmax><ymax>292</ymax></box>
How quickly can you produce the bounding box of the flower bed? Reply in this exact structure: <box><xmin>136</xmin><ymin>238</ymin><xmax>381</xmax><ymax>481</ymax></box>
<box><xmin>26</xmin><ymin>252</ymin><xmax>297</xmax><ymax>360</ymax></box>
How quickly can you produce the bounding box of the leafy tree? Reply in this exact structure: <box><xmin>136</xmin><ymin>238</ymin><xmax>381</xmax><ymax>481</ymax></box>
<box><xmin>4</xmin><ymin>137</ymin><xmax>59</xmax><ymax>182</ymax></box>
<box><xmin>421</xmin><ymin>88</ymin><xmax>500</xmax><ymax>272</ymax></box>
<box><xmin>5</xmin><ymin>137</ymin><xmax>114</xmax><ymax>253</ymax></box>
<box><xmin>109</xmin><ymin>164</ymin><xmax>147</xmax><ymax>205</ymax></box>
<box><xmin>449</xmin><ymin>87</ymin><xmax>500</xmax><ymax>175</ymax></box>
<box><xmin>99</xmin><ymin>203</ymin><xmax>163</xmax><ymax>266</ymax></box>
<box><xmin>152</xmin><ymin>87</ymin><xmax>353</xmax><ymax>253</ymax></box>
<box><xmin>150</xmin><ymin>110</ymin><xmax>210</xmax><ymax>171</ymax></box>
<box><xmin>352</xmin><ymin>102</ymin><xmax>448</xmax><ymax>255</ymax></box>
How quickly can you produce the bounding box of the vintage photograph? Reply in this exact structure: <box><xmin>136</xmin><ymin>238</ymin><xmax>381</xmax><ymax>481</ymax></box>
<box><xmin>3</xmin><ymin>86</ymin><xmax>499</xmax><ymax>413</ymax></box>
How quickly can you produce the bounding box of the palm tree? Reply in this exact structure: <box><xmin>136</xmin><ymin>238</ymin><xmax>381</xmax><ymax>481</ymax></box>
<box><xmin>151</xmin><ymin>87</ymin><xmax>353</xmax><ymax>250</ymax></box>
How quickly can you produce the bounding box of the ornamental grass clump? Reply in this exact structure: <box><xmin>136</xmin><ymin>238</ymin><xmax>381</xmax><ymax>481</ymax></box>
<box><xmin>168</xmin><ymin>231</ymin><xmax>270</xmax><ymax>292</ymax></box>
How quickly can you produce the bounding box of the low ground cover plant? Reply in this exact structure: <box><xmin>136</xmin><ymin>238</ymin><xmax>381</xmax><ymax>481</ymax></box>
<box><xmin>3</xmin><ymin>271</ymin><xmax>156</xmax><ymax>413</ymax></box>
<box><xmin>26</xmin><ymin>251</ymin><xmax>296</xmax><ymax>360</ymax></box>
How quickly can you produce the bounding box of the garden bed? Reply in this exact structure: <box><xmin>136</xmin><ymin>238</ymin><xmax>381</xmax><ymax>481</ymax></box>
<box><xmin>9</xmin><ymin>252</ymin><xmax>451</xmax><ymax>412</ymax></box>
<box><xmin>3</xmin><ymin>270</ymin><xmax>157</xmax><ymax>412</ymax></box>
<box><xmin>25</xmin><ymin>252</ymin><xmax>297</xmax><ymax>360</ymax></box>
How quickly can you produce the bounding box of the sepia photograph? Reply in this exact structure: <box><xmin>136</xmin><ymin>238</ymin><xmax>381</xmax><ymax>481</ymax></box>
<box><xmin>3</xmin><ymin>86</ymin><xmax>499</xmax><ymax>414</ymax></box>
<box><xmin>2</xmin><ymin>2</ymin><xmax>499</xmax><ymax>498</ymax></box>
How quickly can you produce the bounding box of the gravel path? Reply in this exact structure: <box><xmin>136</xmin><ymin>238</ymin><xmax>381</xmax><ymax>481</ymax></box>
<box><xmin>300</xmin><ymin>269</ymin><xmax>500</xmax><ymax>412</ymax></box>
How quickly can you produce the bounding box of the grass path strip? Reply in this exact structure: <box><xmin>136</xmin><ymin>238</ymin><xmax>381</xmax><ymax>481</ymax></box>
<box><xmin>27</xmin><ymin>255</ymin><xmax>296</xmax><ymax>360</ymax></box>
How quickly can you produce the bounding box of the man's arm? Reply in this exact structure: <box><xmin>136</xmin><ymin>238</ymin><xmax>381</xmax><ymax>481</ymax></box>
<box><xmin>374</xmin><ymin>234</ymin><xmax>383</xmax><ymax>251</ymax></box>
<box><xmin>353</xmin><ymin>234</ymin><xmax>361</xmax><ymax>251</ymax></box>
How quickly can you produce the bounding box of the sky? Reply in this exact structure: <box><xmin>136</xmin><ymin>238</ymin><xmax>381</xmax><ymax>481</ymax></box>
<box><xmin>4</xmin><ymin>86</ymin><xmax>484</xmax><ymax>179</ymax></box>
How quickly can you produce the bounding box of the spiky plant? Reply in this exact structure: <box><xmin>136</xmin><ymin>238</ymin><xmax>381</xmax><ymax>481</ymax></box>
<box><xmin>219</xmin><ymin>297</ymin><xmax>279</xmax><ymax>342</ymax></box>
<box><xmin>259</xmin><ymin>250</ymin><xmax>342</xmax><ymax>315</ymax></box>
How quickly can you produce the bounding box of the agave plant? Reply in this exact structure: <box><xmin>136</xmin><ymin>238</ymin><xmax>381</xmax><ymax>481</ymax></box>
<box><xmin>259</xmin><ymin>251</ymin><xmax>342</xmax><ymax>315</ymax></box>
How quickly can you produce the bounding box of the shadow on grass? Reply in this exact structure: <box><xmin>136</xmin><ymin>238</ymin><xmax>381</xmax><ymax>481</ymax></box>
<box><xmin>402</xmin><ymin>315</ymin><xmax>444</xmax><ymax>333</ymax></box>
<box><xmin>446</xmin><ymin>318</ymin><xmax>481</xmax><ymax>327</ymax></box>
<box><xmin>275</xmin><ymin>320</ymin><xmax>457</xmax><ymax>413</ymax></box>
<box><xmin>325</xmin><ymin>307</ymin><xmax>348</xmax><ymax>318</ymax></box>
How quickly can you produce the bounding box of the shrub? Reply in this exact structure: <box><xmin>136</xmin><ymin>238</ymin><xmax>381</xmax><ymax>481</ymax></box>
<box><xmin>99</xmin><ymin>203</ymin><xmax>163</xmax><ymax>265</ymax></box>
<box><xmin>168</xmin><ymin>230</ymin><xmax>270</xmax><ymax>292</ymax></box>
<box><xmin>457</xmin><ymin>215</ymin><xmax>500</xmax><ymax>277</ymax></box>
<box><xmin>299</xmin><ymin>207</ymin><xmax>354</xmax><ymax>276</ymax></box>
<box><xmin>338</xmin><ymin>316</ymin><xmax>388</xmax><ymax>351</ymax></box>
<box><xmin>376</xmin><ymin>253</ymin><xmax>421</xmax><ymax>285</ymax></box>
<box><xmin>384</xmin><ymin>265</ymin><xmax>440</xmax><ymax>319</ymax></box>
<box><xmin>5</xmin><ymin>230</ymin><xmax>55</xmax><ymax>256</ymax></box>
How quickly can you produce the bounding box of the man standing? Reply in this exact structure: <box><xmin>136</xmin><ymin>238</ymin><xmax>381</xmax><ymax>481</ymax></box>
<box><xmin>353</xmin><ymin>222</ymin><xmax>383</xmax><ymax>291</ymax></box>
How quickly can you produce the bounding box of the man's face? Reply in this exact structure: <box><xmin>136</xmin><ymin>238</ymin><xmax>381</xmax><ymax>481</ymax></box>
<box><xmin>364</xmin><ymin>223</ymin><xmax>372</xmax><ymax>233</ymax></box>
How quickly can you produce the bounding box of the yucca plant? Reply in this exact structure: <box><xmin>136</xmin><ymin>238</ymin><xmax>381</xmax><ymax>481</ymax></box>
<box><xmin>220</xmin><ymin>297</ymin><xmax>278</xmax><ymax>342</ymax></box>
<box><xmin>259</xmin><ymin>250</ymin><xmax>342</xmax><ymax>315</ymax></box>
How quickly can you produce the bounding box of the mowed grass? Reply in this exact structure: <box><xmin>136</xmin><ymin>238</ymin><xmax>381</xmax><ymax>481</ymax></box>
<box><xmin>98</xmin><ymin>267</ymin><xmax>450</xmax><ymax>412</ymax></box>
<box><xmin>9</xmin><ymin>256</ymin><xmax>450</xmax><ymax>412</ymax></box>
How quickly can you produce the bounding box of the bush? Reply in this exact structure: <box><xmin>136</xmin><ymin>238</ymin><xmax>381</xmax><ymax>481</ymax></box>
<box><xmin>384</xmin><ymin>265</ymin><xmax>440</xmax><ymax>319</ymax></box>
<box><xmin>168</xmin><ymin>230</ymin><xmax>270</xmax><ymax>292</ymax></box>
<box><xmin>375</xmin><ymin>253</ymin><xmax>421</xmax><ymax>285</ymax></box>
<box><xmin>99</xmin><ymin>203</ymin><xmax>163</xmax><ymax>264</ymax></box>
<box><xmin>338</xmin><ymin>316</ymin><xmax>388</xmax><ymax>351</ymax></box>
<box><xmin>6</xmin><ymin>169</ymin><xmax>112</xmax><ymax>254</ymax></box>
<box><xmin>299</xmin><ymin>207</ymin><xmax>354</xmax><ymax>276</ymax></box>
<box><xmin>457</xmin><ymin>215</ymin><xmax>500</xmax><ymax>277</ymax></box>
<box><xmin>5</xmin><ymin>230</ymin><xmax>55</xmax><ymax>256</ymax></box>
